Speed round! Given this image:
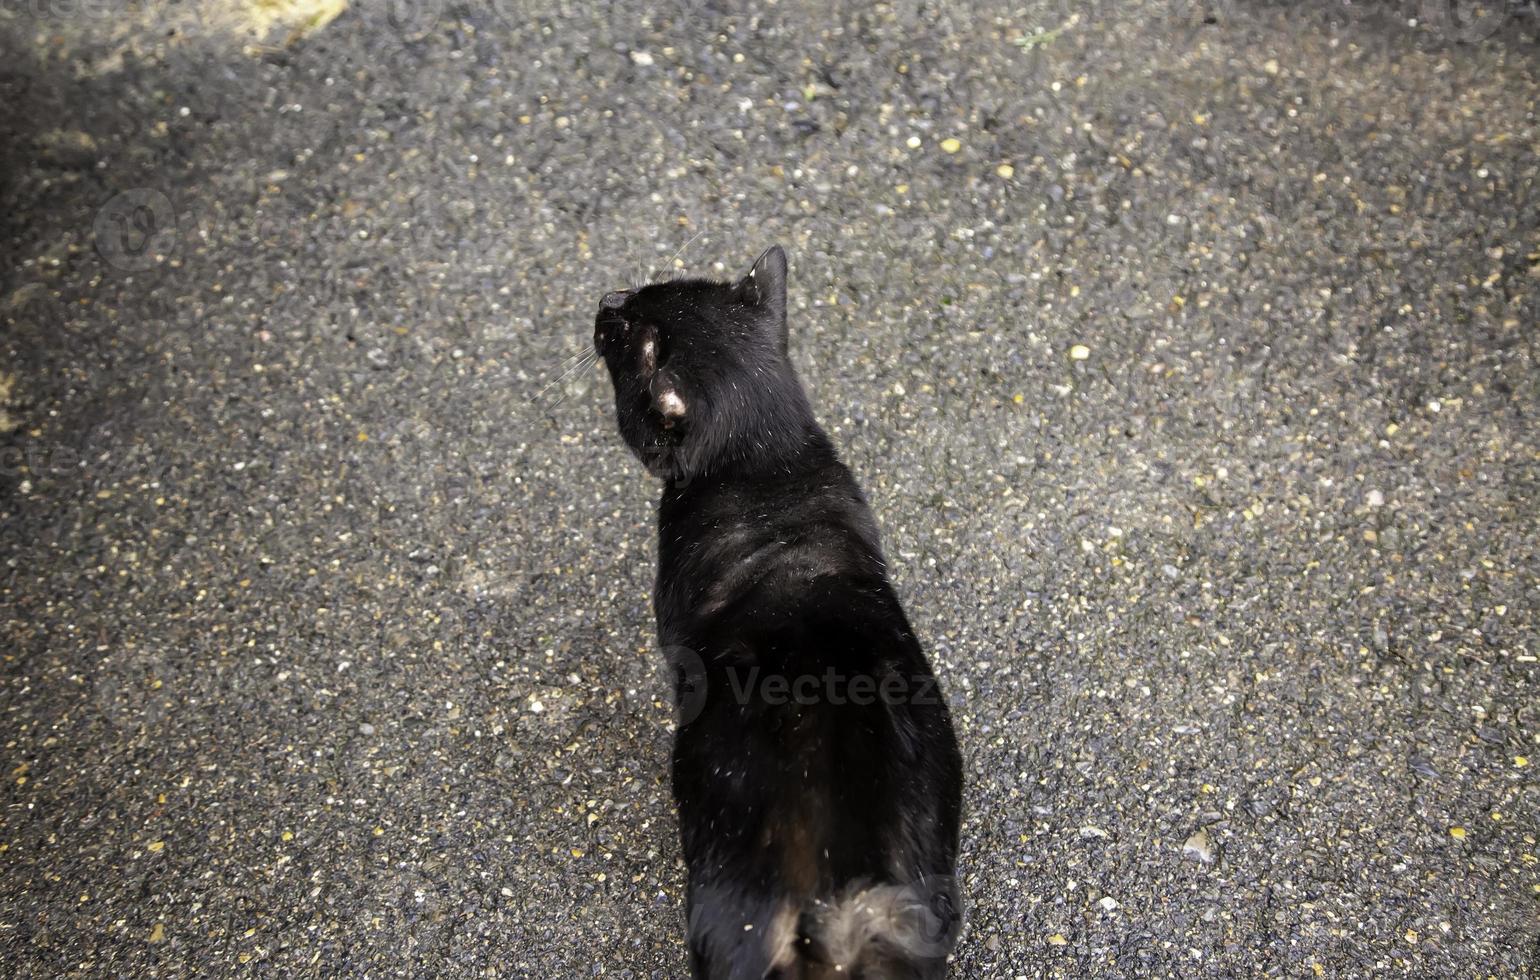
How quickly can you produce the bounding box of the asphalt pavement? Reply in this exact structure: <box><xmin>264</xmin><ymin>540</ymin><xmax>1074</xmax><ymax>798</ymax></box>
<box><xmin>1</xmin><ymin>1</ymin><xmax>1537</xmax><ymax>976</ymax></box>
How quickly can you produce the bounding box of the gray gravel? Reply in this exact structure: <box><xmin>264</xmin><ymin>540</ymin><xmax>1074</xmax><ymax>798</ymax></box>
<box><xmin>2</xmin><ymin>1</ymin><xmax>1538</xmax><ymax>976</ymax></box>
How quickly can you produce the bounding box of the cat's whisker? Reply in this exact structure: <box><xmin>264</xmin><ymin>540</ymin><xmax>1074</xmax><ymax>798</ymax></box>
<box><xmin>544</xmin><ymin>349</ymin><xmax>597</xmax><ymax>388</ymax></box>
<box><xmin>535</xmin><ymin>371</ymin><xmax>595</xmax><ymax>412</ymax></box>
<box><xmin>627</xmin><ymin>238</ymin><xmax>649</xmax><ymax>292</ymax></box>
<box><xmin>541</xmin><ymin>359</ymin><xmax>596</xmax><ymax>410</ymax></box>
<box><xmin>554</xmin><ymin>344</ymin><xmax>596</xmax><ymax>371</ymax></box>
<box><xmin>531</xmin><ymin>348</ymin><xmax>598</xmax><ymax>404</ymax></box>
<box><xmin>558</xmin><ymin>348</ymin><xmax>600</xmax><ymax>386</ymax></box>
<box><xmin>650</xmin><ymin>226</ymin><xmax>706</xmax><ymax>284</ymax></box>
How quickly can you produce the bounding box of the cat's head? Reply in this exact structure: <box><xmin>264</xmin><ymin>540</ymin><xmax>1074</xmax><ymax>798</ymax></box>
<box><xmin>594</xmin><ymin>245</ymin><xmax>812</xmax><ymax>483</ymax></box>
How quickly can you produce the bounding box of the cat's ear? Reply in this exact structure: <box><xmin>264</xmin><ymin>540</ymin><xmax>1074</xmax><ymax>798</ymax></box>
<box><xmin>650</xmin><ymin>370</ymin><xmax>688</xmax><ymax>423</ymax></box>
<box><xmin>736</xmin><ymin>245</ymin><xmax>788</xmax><ymax>352</ymax></box>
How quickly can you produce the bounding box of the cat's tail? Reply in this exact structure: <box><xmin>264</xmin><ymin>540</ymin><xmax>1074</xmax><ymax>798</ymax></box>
<box><xmin>768</xmin><ymin>876</ymin><xmax>962</xmax><ymax>980</ymax></box>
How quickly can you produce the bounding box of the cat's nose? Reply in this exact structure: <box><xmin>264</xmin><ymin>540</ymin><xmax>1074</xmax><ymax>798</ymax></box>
<box><xmin>600</xmin><ymin>289</ymin><xmax>632</xmax><ymax>310</ymax></box>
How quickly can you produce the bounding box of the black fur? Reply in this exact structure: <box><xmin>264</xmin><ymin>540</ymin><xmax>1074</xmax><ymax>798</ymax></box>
<box><xmin>595</xmin><ymin>246</ymin><xmax>964</xmax><ymax>978</ymax></box>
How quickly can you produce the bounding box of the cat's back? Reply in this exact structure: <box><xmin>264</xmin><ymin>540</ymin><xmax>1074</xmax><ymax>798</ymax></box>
<box><xmin>655</xmin><ymin>454</ymin><xmax>888</xmax><ymax>637</ymax></box>
<box><xmin>662</xmin><ymin>461</ymin><xmax>962</xmax><ymax>978</ymax></box>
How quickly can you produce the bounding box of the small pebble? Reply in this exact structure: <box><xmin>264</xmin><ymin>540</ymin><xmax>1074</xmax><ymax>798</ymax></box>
<box><xmin>939</xmin><ymin>138</ymin><xmax>962</xmax><ymax>154</ymax></box>
<box><xmin>1182</xmin><ymin>828</ymin><xmax>1215</xmax><ymax>864</ymax></box>
<box><xmin>1068</xmin><ymin>344</ymin><xmax>1090</xmax><ymax>361</ymax></box>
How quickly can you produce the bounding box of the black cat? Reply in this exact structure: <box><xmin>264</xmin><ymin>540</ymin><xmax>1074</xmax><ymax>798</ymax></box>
<box><xmin>594</xmin><ymin>246</ymin><xmax>963</xmax><ymax>979</ymax></box>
